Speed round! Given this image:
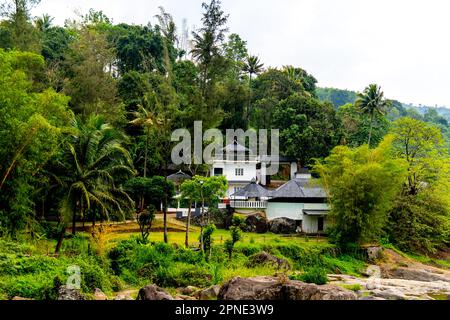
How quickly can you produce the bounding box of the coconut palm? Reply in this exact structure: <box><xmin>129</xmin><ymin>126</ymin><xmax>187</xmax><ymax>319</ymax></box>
<box><xmin>355</xmin><ymin>84</ymin><xmax>390</xmax><ymax>146</ymax></box>
<box><xmin>242</xmin><ymin>55</ymin><xmax>264</xmax><ymax>120</ymax></box>
<box><xmin>35</xmin><ymin>14</ymin><xmax>54</xmax><ymax>32</ymax></box>
<box><xmin>54</xmin><ymin>115</ymin><xmax>135</xmax><ymax>254</ymax></box>
<box><xmin>243</xmin><ymin>55</ymin><xmax>264</xmax><ymax>84</ymax></box>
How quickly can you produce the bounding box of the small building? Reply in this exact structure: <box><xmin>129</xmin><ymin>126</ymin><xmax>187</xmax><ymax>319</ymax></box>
<box><xmin>266</xmin><ymin>175</ymin><xmax>330</xmax><ymax>234</ymax></box>
<box><xmin>211</xmin><ymin>141</ymin><xmax>298</xmax><ymax>197</ymax></box>
<box><xmin>230</xmin><ymin>179</ymin><xmax>270</xmax><ymax>214</ymax></box>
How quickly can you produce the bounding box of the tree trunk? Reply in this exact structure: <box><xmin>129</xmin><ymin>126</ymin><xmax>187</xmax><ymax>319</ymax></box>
<box><xmin>185</xmin><ymin>202</ymin><xmax>192</xmax><ymax>248</ymax></box>
<box><xmin>368</xmin><ymin>112</ymin><xmax>374</xmax><ymax>147</ymax></box>
<box><xmin>55</xmin><ymin>227</ymin><xmax>65</xmax><ymax>255</ymax></box>
<box><xmin>72</xmin><ymin>211</ymin><xmax>76</xmax><ymax>235</ymax></box>
<box><xmin>141</xmin><ymin>129</ymin><xmax>149</xmax><ymax>212</ymax></box>
<box><xmin>163</xmin><ymin>158</ymin><xmax>169</xmax><ymax>244</ymax></box>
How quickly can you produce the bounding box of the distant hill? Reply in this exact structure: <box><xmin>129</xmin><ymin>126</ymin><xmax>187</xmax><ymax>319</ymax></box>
<box><xmin>316</xmin><ymin>87</ymin><xmax>450</xmax><ymax>122</ymax></box>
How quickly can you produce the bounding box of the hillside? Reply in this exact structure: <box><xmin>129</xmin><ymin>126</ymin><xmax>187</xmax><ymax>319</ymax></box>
<box><xmin>317</xmin><ymin>87</ymin><xmax>450</xmax><ymax>122</ymax></box>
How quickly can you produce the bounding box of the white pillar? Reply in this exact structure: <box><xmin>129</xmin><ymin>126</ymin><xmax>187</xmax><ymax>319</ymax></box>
<box><xmin>290</xmin><ymin>162</ymin><xmax>298</xmax><ymax>180</ymax></box>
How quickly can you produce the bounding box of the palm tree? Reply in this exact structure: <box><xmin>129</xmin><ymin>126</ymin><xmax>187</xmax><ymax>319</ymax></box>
<box><xmin>355</xmin><ymin>84</ymin><xmax>390</xmax><ymax>146</ymax></box>
<box><xmin>35</xmin><ymin>14</ymin><xmax>54</xmax><ymax>32</ymax></box>
<box><xmin>242</xmin><ymin>55</ymin><xmax>264</xmax><ymax>120</ymax></box>
<box><xmin>55</xmin><ymin>116</ymin><xmax>135</xmax><ymax>254</ymax></box>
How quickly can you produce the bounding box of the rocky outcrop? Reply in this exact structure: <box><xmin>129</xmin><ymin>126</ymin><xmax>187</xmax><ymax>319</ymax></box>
<box><xmin>11</xmin><ymin>296</ymin><xmax>34</xmax><ymax>300</ymax></box>
<box><xmin>137</xmin><ymin>284</ymin><xmax>174</xmax><ymax>300</ymax></box>
<box><xmin>328</xmin><ymin>272</ymin><xmax>450</xmax><ymax>300</ymax></box>
<box><xmin>93</xmin><ymin>288</ymin><xmax>108</xmax><ymax>300</ymax></box>
<box><xmin>243</xmin><ymin>214</ymin><xmax>268</xmax><ymax>234</ymax></box>
<box><xmin>386</xmin><ymin>267</ymin><xmax>450</xmax><ymax>282</ymax></box>
<box><xmin>247</xmin><ymin>252</ymin><xmax>290</xmax><ymax>270</ymax></box>
<box><xmin>176</xmin><ymin>286</ymin><xmax>199</xmax><ymax>296</ymax></box>
<box><xmin>198</xmin><ymin>285</ymin><xmax>221</xmax><ymax>300</ymax></box>
<box><xmin>268</xmin><ymin>218</ymin><xmax>297</xmax><ymax>234</ymax></box>
<box><xmin>218</xmin><ymin>276</ymin><xmax>357</xmax><ymax>300</ymax></box>
<box><xmin>57</xmin><ymin>286</ymin><xmax>85</xmax><ymax>300</ymax></box>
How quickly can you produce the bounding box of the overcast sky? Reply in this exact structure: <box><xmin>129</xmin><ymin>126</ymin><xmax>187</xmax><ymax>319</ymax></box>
<box><xmin>32</xmin><ymin>0</ymin><xmax>450</xmax><ymax>107</ymax></box>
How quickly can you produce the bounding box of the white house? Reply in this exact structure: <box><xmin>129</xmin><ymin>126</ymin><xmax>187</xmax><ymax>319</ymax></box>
<box><xmin>229</xmin><ymin>171</ymin><xmax>330</xmax><ymax>234</ymax></box>
<box><xmin>210</xmin><ymin>141</ymin><xmax>298</xmax><ymax>197</ymax></box>
<box><xmin>266</xmin><ymin>175</ymin><xmax>330</xmax><ymax>234</ymax></box>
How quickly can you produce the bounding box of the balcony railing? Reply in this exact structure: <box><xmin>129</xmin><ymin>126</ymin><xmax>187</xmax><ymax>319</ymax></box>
<box><xmin>230</xmin><ymin>200</ymin><xmax>267</xmax><ymax>209</ymax></box>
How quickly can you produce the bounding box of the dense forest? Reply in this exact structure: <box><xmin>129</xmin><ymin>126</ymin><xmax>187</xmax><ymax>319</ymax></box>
<box><xmin>0</xmin><ymin>0</ymin><xmax>449</xmax><ymax>300</ymax></box>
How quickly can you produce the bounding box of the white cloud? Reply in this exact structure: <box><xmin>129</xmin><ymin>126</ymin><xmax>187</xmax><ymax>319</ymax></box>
<box><xmin>32</xmin><ymin>0</ymin><xmax>450</xmax><ymax>106</ymax></box>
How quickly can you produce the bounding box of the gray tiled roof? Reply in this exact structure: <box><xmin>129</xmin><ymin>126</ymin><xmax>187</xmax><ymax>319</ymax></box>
<box><xmin>231</xmin><ymin>180</ymin><xmax>270</xmax><ymax>198</ymax></box>
<box><xmin>270</xmin><ymin>179</ymin><xmax>327</xmax><ymax>199</ymax></box>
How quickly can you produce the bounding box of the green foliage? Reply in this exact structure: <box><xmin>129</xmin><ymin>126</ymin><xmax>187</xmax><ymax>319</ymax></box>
<box><xmin>316</xmin><ymin>87</ymin><xmax>357</xmax><ymax>108</ymax></box>
<box><xmin>0</xmin><ymin>49</ymin><xmax>72</xmax><ymax>236</ymax></box>
<box><xmin>315</xmin><ymin>138</ymin><xmax>407</xmax><ymax>245</ymax></box>
<box><xmin>0</xmin><ymin>238</ymin><xmax>114</xmax><ymax>299</ymax></box>
<box><xmin>273</xmin><ymin>94</ymin><xmax>342</xmax><ymax>165</ymax></box>
<box><xmin>291</xmin><ymin>266</ymin><xmax>328</xmax><ymax>285</ymax></box>
<box><xmin>337</xmin><ymin>103</ymin><xmax>390</xmax><ymax>148</ymax></box>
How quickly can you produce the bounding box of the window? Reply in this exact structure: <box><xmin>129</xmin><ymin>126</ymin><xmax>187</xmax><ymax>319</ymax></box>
<box><xmin>235</xmin><ymin>168</ymin><xmax>244</xmax><ymax>176</ymax></box>
<box><xmin>234</xmin><ymin>186</ymin><xmax>242</xmax><ymax>193</ymax></box>
<box><xmin>214</xmin><ymin>168</ymin><xmax>223</xmax><ymax>176</ymax></box>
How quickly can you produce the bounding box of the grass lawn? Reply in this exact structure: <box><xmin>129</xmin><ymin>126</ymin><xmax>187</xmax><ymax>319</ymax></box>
<box><xmin>103</xmin><ymin>217</ymin><xmax>329</xmax><ymax>249</ymax></box>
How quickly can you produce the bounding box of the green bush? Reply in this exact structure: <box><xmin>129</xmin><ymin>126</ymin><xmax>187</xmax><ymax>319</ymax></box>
<box><xmin>293</xmin><ymin>266</ymin><xmax>328</xmax><ymax>285</ymax></box>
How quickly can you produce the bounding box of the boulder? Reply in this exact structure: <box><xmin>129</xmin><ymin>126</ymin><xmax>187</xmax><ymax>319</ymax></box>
<box><xmin>176</xmin><ymin>286</ymin><xmax>199</xmax><ymax>296</ymax></box>
<box><xmin>371</xmin><ymin>288</ymin><xmax>407</xmax><ymax>300</ymax></box>
<box><xmin>57</xmin><ymin>286</ymin><xmax>85</xmax><ymax>300</ymax></box>
<box><xmin>359</xmin><ymin>296</ymin><xmax>386</xmax><ymax>300</ymax></box>
<box><xmin>247</xmin><ymin>251</ymin><xmax>290</xmax><ymax>270</ymax></box>
<box><xmin>114</xmin><ymin>293</ymin><xmax>134</xmax><ymax>300</ymax></box>
<box><xmin>243</xmin><ymin>213</ymin><xmax>268</xmax><ymax>233</ymax></box>
<box><xmin>93</xmin><ymin>288</ymin><xmax>108</xmax><ymax>300</ymax></box>
<box><xmin>137</xmin><ymin>284</ymin><xmax>174</xmax><ymax>300</ymax></box>
<box><xmin>11</xmin><ymin>296</ymin><xmax>34</xmax><ymax>300</ymax></box>
<box><xmin>268</xmin><ymin>218</ymin><xmax>297</xmax><ymax>234</ymax></box>
<box><xmin>218</xmin><ymin>276</ymin><xmax>357</xmax><ymax>300</ymax></box>
<box><xmin>387</xmin><ymin>267</ymin><xmax>450</xmax><ymax>282</ymax></box>
<box><xmin>175</xmin><ymin>294</ymin><xmax>197</xmax><ymax>300</ymax></box>
<box><xmin>198</xmin><ymin>285</ymin><xmax>221</xmax><ymax>300</ymax></box>
<box><xmin>362</xmin><ymin>246</ymin><xmax>383</xmax><ymax>261</ymax></box>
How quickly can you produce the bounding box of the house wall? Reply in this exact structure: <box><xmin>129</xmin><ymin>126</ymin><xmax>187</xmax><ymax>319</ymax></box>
<box><xmin>266</xmin><ymin>202</ymin><xmax>330</xmax><ymax>233</ymax></box>
<box><xmin>212</xmin><ymin>161</ymin><xmax>258</xmax><ymax>197</ymax></box>
<box><xmin>266</xmin><ymin>202</ymin><xmax>304</xmax><ymax>220</ymax></box>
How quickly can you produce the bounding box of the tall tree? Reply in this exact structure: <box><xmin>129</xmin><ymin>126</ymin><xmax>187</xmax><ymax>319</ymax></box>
<box><xmin>355</xmin><ymin>84</ymin><xmax>390</xmax><ymax>147</ymax></box>
<box><xmin>387</xmin><ymin>118</ymin><xmax>450</xmax><ymax>253</ymax></box>
<box><xmin>242</xmin><ymin>55</ymin><xmax>263</xmax><ymax>121</ymax></box>
<box><xmin>191</xmin><ymin>0</ymin><xmax>229</xmax><ymax>95</ymax></box>
<box><xmin>54</xmin><ymin>116</ymin><xmax>134</xmax><ymax>253</ymax></box>
<box><xmin>0</xmin><ymin>49</ymin><xmax>72</xmax><ymax>236</ymax></box>
<box><xmin>314</xmin><ymin>137</ymin><xmax>407</xmax><ymax>245</ymax></box>
<box><xmin>0</xmin><ymin>0</ymin><xmax>41</xmax><ymax>52</ymax></box>
<box><xmin>63</xmin><ymin>27</ymin><xmax>122</xmax><ymax>123</ymax></box>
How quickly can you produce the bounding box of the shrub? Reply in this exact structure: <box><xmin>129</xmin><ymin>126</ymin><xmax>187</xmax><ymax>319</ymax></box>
<box><xmin>293</xmin><ymin>266</ymin><xmax>328</xmax><ymax>285</ymax></box>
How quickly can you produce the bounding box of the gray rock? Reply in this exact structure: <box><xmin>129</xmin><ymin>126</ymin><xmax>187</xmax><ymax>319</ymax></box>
<box><xmin>359</xmin><ymin>296</ymin><xmax>386</xmax><ymax>300</ymax></box>
<box><xmin>247</xmin><ymin>251</ymin><xmax>290</xmax><ymax>270</ymax></box>
<box><xmin>176</xmin><ymin>286</ymin><xmax>199</xmax><ymax>296</ymax></box>
<box><xmin>175</xmin><ymin>294</ymin><xmax>197</xmax><ymax>300</ymax></box>
<box><xmin>363</xmin><ymin>246</ymin><xmax>383</xmax><ymax>261</ymax></box>
<box><xmin>218</xmin><ymin>276</ymin><xmax>357</xmax><ymax>300</ymax></box>
<box><xmin>372</xmin><ymin>288</ymin><xmax>407</xmax><ymax>300</ymax></box>
<box><xmin>114</xmin><ymin>293</ymin><xmax>134</xmax><ymax>300</ymax></box>
<box><xmin>268</xmin><ymin>218</ymin><xmax>297</xmax><ymax>234</ymax></box>
<box><xmin>93</xmin><ymin>288</ymin><xmax>108</xmax><ymax>300</ymax></box>
<box><xmin>57</xmin><ymin>285</ymin><xmax>85</xmax><ymax>300</ymax></box>
<box><xmin>243</xmin><ymin>213</ymin><xmax>268</xmax><ymax>233</ymax></box>
<box><xmin>11</xmin><ymin>296</ymin><xmax>34</xmax><ymax>300</ymax></box>
<box><xmin>137</xmin><ymin>284</ymin><xmax>174</xmax><ymax>300</ymax></box>
<box><xmin>198</xmin><ymin>285</ymin><xmax>221</xmax><ymax>300</ymax></box>
<box><xmin>388</xmin><ymin>267</ymin><xmax>450</xmax><ymax>282</ymax></box>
